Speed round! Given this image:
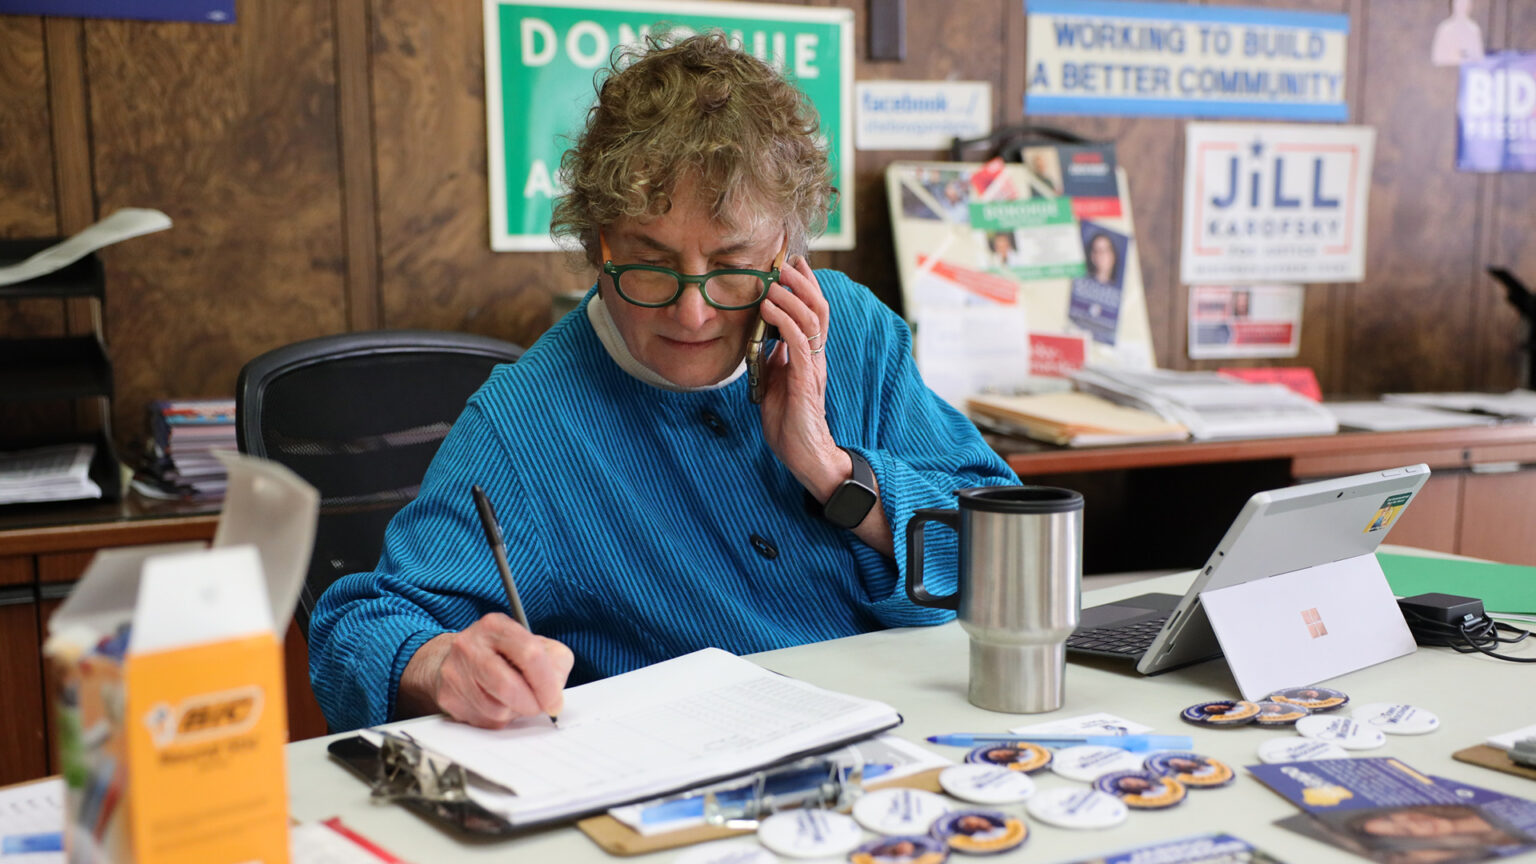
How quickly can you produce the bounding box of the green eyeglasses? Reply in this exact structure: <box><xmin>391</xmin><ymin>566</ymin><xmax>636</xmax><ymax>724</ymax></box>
<box><xmin>600</xmin><ymin>233</ymin><xmax>787</xmax><ymax>311</ymax></box>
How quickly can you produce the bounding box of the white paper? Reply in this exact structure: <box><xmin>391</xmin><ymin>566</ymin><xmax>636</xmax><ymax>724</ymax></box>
<box><xmin>0</xmin><ymin>778</ymin><xmax>63</xmax><ymax>864</ymax></box>
<box><xmin>131</xmin><ymin>545</ymin><xmax>274</xmax><ymax>654</ymax></box>
<box><xmin>1326</xmin><ymin>401</ymin><xmax>1499</xmax><ymax>431</ymax></box>
<box><xmin>856</xmin><ymin>81</ymin><xmax>991</xmax><ymax>150</ymax></box>
<box><xmin>1382</xmin><ymin>390</ymin><xmax>1536</xmax><ymax>421</ymax></box>
<box><xmin>1200</xmin><ymin>554</ymin><xmax>1417</xmax><ymax>701</ymax></box>
<box><xmin>397</xmin><ymin>648</ymin><xmax>899</xmax><ymax>826</ymax></box>
<box><xmin>913</xmin><ymin>304</ymin><xmax>1032</xmax><ymax>409</ymax></box>
<box><xmin>0</xmin><ymin>444</ymin><xmax>101</xmax><ymax>504</ymax></box>
<box><xmin>1009</xmin><ymin>712</ymin><xmax>1154</xmax><ymax>737</ymax></box>
<box><xmin>1487</xmin><ymin>722</ymin><xmax>1536</xmax><ymax>751</ymax></box>
<box><xmin>290</xmin><ymin>821</ymin><xmax>397</xmax><ymax>864</ymax></box>
<box><xmin>0</xmin><ymin>208</ymin><xmax>170</xmax><ymax>286</ymax></box>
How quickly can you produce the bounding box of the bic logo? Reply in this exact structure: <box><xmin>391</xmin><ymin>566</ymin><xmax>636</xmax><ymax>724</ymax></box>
<box><xmin>145</xmin><ymin>686</ymin><xmax>264</xmax><ymax>748</ymax></box>
<box><xmin>1301</xmin><ymin>608</ymin><xmax>1328</xmax><ymax>639</ymax></box>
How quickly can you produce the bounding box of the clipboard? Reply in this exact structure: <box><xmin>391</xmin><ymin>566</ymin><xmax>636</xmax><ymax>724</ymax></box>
<box><xmin>325</xmin><ymin>731</ymin><xmax>939</xmax><ymax>854</ymax></box>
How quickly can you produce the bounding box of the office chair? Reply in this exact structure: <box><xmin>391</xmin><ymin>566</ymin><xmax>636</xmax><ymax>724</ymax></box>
<box><xmin>236</xmin><ymin>330</ymin><xmax>524</xmax><ymax>640</ymax></box>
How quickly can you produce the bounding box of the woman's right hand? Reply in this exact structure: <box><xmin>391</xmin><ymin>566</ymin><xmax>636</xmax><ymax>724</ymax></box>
<box><xmin>398</xmin><ymin>612</ymin><xmax>573</xmax><ymax>728</ymax></box>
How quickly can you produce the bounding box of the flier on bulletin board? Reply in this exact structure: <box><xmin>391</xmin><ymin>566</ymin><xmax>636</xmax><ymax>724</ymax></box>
<box><xmin>483</xmin><ymin>0</ymin><xmax>854</xmax><ymax>251</ymax></box>
<box><xmin>1457</xmin><ymin>51</ymin><xmax>1536</xmax><ymax>173</ymax></box>
<box><xmin>887</xmin><ymin>147</ymin><xmax>1155</xmax><ymax>407</ymax></box>
<box><xmin>1181</xmin><ymin>122</ymin><xmax>1374</xmax><ymax>285</ymax></box>
<box><xmin>1188</xmin><ymin>284</ymin><xmax>1302</xmax><ymax>359</ymax></box>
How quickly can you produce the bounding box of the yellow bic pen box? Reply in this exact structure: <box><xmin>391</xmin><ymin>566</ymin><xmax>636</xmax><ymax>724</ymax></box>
<box><xmin>46</xmin><ymin>455</ymin><xmax>317</xmax><ymax>864</ymax></box>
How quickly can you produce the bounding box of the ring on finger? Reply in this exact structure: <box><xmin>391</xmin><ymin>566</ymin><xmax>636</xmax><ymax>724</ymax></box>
<box><xmin>810</xmin><ymin>345</ymin><xmax>825</xmax><ymax>355</ymax></box>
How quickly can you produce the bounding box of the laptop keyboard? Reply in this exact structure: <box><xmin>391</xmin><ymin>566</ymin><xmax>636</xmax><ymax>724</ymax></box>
<box><xmin>1067</xmin><ymin>615</ymin><xmax>1171</xmax><ymax>656</ymax></box>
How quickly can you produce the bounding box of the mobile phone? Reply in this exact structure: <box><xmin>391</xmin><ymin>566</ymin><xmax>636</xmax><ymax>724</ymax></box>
<box><xmin>747</xmin><ymin>317</ymin><xmax>779</xmax><ymax>404</ymax></box>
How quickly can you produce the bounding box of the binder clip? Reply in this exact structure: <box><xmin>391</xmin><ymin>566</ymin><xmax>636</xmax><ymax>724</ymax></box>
<box><xmin>360</xmin><ymin>730</ymin><xmax>515</xmax><ymax>835</ymax></box>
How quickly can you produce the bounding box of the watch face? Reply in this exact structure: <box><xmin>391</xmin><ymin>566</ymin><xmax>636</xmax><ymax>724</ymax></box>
<box><xmin>825</xmin><ymin>480</ymin><xmax>878</xmax><ymax>529</ymax></box>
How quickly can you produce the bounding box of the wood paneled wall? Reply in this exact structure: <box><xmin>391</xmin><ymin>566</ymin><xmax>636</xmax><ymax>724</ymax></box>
<box><xmin>1</xmin><ymin>0</ymin><xmax>1531</xmax><ymax>453</ymax></box>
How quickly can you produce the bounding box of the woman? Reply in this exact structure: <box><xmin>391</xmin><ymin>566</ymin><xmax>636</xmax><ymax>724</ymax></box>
<box><xmin>306</xmin><ymin>33</ymin><xmax>1019</xmax><ymax>731</ymax></box>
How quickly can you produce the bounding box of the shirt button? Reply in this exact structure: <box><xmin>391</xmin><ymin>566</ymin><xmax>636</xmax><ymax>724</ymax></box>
<box><xmin>700</xmin><ymin>409</ymin><xmax>728</xmax><ymax>437</ymax></box>
<box><xmin>749</xmin><ymin>533</ymin><xmax>778</xmax><ymax>560</ymax></box>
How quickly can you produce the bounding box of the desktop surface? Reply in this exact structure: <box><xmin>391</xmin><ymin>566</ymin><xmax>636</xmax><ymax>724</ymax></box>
<box><xmin>285</xmin><ymin>563</ymin><xmax>1536</xmax><ymax>862</ymax></box>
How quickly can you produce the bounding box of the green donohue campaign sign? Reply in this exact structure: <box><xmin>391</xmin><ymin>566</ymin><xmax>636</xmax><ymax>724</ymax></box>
<box><xmin>485</xmin><ymin>0</ymin><xmax>854</xmax><ymax>251</ymax></box>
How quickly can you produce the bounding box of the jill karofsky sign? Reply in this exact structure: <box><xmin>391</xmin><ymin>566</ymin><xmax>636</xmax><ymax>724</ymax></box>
<box><xmin>484</xmin><ymin>0</ymin><xmax>853</xmax><ymax>251</ymax></box>
<box><xmin>1181</xmin><ymin>123</ymin><xmax>1374</xmax><ymax>285</ymax></box>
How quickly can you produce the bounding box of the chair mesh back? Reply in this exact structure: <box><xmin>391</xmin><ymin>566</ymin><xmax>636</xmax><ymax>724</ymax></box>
<box><xmin>237</xmin><ymin>332</ymin><xmax>522</xmax><ymax>639</ymax></box>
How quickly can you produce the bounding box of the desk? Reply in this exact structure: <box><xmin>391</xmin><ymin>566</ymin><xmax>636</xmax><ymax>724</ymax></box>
<box><xmin>284</xmin><ymin>565</ymin><xmax>1536</xmax><ymax>863</ymax></box>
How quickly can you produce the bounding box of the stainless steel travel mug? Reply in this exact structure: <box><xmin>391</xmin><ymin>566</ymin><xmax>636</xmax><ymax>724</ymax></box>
<box><xmin>906</xmin><ymin>486</ymin><xmax>1084</xmax><ymax>713</ymax></box>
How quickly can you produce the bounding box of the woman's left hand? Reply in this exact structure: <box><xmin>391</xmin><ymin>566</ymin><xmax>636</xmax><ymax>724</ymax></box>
<box><xmin>756</xmin><ymin>256</ymin><xmax>847</xmax><ymax>503</ymax></box>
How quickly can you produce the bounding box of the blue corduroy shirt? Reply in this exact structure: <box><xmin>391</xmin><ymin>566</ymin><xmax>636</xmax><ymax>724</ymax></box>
<box><xmin>307</xmin><ymin>271</ymin><xmax>1020</xmax><ymax>731</ymax></box>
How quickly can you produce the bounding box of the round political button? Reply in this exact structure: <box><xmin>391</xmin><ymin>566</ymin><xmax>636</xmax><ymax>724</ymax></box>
<box><xmin>846</xmin><ymin>835</ymin><xmax>949</xmax><ymax>864</ymax></box>
<box><xmin>673</xmin><ymin>840</ymin><xmax>780</xmax><ymax>864</ymax></box>
<box><xmin>964</xmin><ymin>742</ymin><xmax>1052</xmax><ymax>773</ymax></box>
<box><xmin>1268</xmin><ymin>687</ymin><xmax>1349</xmax><ymax>712</ymax></box>
<box><xmin>1180</xmin><ymin>699</ymin><xmax>1261</xmax><ymax>726</ymax></box>
<box><xmin>1351</xmin><ymin>702</ymin><xmax>1440</xmax><ymax>735</ymax></box>
<box><xmin>929</xmin><ymin>810</ymin><xmax>1028</xmax><ymax>855</ymax></box>
<box><xmin>1295</xmin><ymin>715</ymin><xmax>1387</xmax><ymax>750</ymax></box>
<box><xmin>757</xmin><ymin>810</ymin><xmax>863</xmax><ymax>860</ymax></box>
<box><xmin>1253</xmin><ymin>700</ymin><xmax>1311</xmax><ymax>726</ymax></box>
<box><xmin>1049</xmin><ymin>745</ymin><xmax>1145</xmax><ymax>783</ymax></box>
<box><xmin>852</xmin><ymin>788</ymin><xmax>953</xmax><ymax>836</ymax></box>
<box><xmin>1256</xmin><ymin>736</ymin><xmax>1352</xmax><ymax>764</ymax></box>
<box><xmin>1093</xmin><ymin>771</ymin><xmax>1187</xmax><ymax>809</ymax></box>
<box><xmin>938</xmin><ymin>764</ymin><xmax>1035</xmax><ymax>805</ymax></box>
<box><xmin>1024</xmin><ymin>787</ymin><xmax>1128</xmax><ymax>830</ymax></box>
<box><xmin>1143</xmin><ymin>752</ymin><xmax>1235</xmax><ymax>789</ymax></box>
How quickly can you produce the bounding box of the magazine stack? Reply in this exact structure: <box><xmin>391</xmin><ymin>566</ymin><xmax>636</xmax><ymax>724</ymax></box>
<box><xmin>133</xmin><ymin>398</ymin><xmax>237</xmax><ymax>501</ymax></box>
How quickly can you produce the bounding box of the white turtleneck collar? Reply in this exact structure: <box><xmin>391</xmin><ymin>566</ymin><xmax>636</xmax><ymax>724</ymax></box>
<box><xmin>585</xmin><ymin>291</ymin><xmax>746</xmax><ymax>392</ymax></box>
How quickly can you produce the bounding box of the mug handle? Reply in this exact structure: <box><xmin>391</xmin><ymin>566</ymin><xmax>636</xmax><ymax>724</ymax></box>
<box><xmin>905</xmin><ymin>508</ymin><xmax>961</xmax><ymax>610</ymax></box>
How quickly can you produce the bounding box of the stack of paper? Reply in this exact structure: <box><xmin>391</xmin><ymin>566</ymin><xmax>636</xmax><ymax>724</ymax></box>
<box><xmin>391</xmin><ymin>648</ymin><xmax>901</xmax><ymax>830</ymax></box>
<box><xmin>1325</xmin><ymin>400</ymin><xmax>1499</xmax><ymax>432</ymax></box>
<box><xmin>1382</xmin><ymin>390</ymin><xmax>1536</xmax><ymax>421</ymax></box>
<box><xmin>0</xmin><ymin>443</ymin><xmax>102</xmax><ymax>504</ymax></box>
<box><xmin>1071</xmin><ymin>366</ymin><xmax>1338</xmax><ymax>440</ymax></box>
<box><xmin>969</xmin><ymin>391</ymin><xmax>1188</xmax><ymax>447</ymax></box>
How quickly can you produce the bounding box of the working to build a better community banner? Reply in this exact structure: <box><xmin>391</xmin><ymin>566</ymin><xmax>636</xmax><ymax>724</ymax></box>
<box><xmin>1026</xmin><ymin>0</ymin><xmax>1349</xmax><ymax>120</ymax></box>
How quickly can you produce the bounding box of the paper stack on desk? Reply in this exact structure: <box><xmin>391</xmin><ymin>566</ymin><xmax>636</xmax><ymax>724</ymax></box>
<box><xmin>968</xmin><ymin>391</ymin><xmax>1189</xmax><ymax>447</ymax></box>
<box><xmin>389</xmin><ymin>648</ymin><xmax>901</xmax><ymax>830</ymax></box>
<box><xmin>1071</xmin><ymin>365</ymin><xmax>1339</xmax><ymax>440</ymax></box>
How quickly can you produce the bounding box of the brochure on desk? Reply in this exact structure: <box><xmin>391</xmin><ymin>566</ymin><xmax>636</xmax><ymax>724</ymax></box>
<box><xmin>1250</xmin><ymin>758</ymin><xmax>1536</xmax><ymax>862</ymax></box>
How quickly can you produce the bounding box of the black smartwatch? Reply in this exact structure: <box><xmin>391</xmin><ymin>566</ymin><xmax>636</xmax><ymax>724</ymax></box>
<box><xmin>823</xmin><ymin>448</ymin><xmax>878</xmax><ymax>530</ymax></box>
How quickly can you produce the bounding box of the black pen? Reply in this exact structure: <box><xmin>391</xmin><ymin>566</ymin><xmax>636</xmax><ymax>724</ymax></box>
<box><xmin>471</xmin><ymin>484</ymin><xmax>558</xmax><ymax>726</ymax></box>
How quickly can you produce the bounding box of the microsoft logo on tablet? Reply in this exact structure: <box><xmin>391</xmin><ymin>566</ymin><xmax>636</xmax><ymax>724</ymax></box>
<box><xmin>1301</xmin><ymin>608</ymin><xmax>1328</xmax><ymax>639</ymax></box>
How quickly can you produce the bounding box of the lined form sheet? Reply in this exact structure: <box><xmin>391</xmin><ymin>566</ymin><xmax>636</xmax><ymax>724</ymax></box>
<box><xmin>395</xmin><ymin>648</ymin><xmax>899</xmax><ymax>826</ymax></box>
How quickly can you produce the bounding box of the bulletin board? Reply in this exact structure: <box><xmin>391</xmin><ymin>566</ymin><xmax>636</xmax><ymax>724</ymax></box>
<box><xmin>886</xmin><ymin>144</ymin><xmax>1155</xmax><ymax>407</ymax></box>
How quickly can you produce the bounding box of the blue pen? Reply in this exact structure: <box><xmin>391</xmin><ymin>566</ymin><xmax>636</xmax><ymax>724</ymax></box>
<box><xmin>639</xmin><ymin>763</ymin><xmax>893</xmax><ymax>825</ymax></box>
<box><xmin>925</xmin><ymin>734</ymin><xmax>1193</xmax><ymax>752</ymax></box>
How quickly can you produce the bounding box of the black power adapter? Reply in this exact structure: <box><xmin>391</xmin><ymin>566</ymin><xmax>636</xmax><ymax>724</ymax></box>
<box><xmin>1398</xmin><ymin>592</ymin><xmax>1486</xmax><ymax>625</ymax></box>
<box><xmin>1398</xmin><ymin>592</ymin><xmax>1536</xmax><ymax>663</ymax></box>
